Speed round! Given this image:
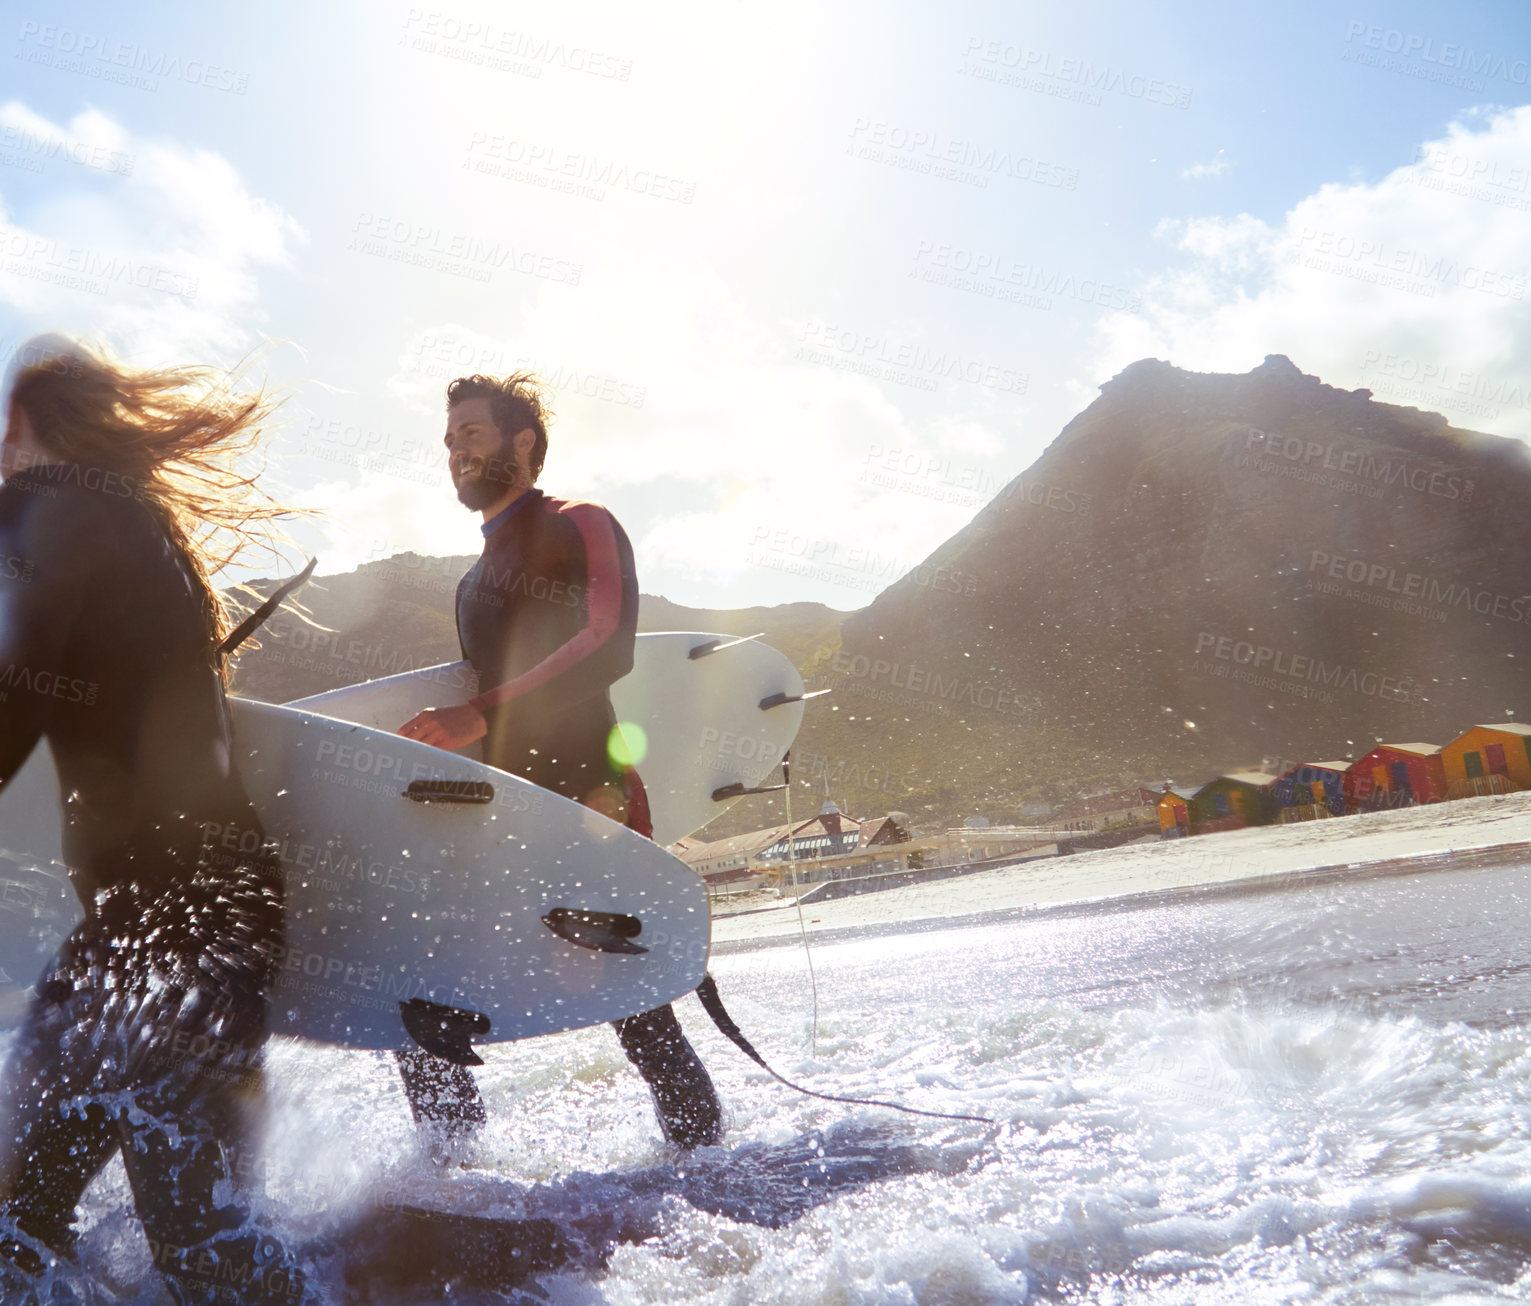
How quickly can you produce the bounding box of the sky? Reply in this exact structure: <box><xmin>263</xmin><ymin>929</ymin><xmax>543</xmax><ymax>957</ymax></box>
<box><xmin>2</xmin><ymin>0</ymin><xmax>1530</xmax><ymax>609</ymax></box>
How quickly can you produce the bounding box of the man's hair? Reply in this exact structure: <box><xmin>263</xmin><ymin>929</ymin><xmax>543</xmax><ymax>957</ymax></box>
<box><xmin>446</xmin><ymin>372</ymin><xmax>551</xmax><ymax>481</ymax></box>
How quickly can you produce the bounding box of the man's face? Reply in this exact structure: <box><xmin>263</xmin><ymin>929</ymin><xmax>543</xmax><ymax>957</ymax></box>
<box><xmin>444</xmin><ymin>396</ymin><xmax>521</xmax><ymax>511</ymax></box>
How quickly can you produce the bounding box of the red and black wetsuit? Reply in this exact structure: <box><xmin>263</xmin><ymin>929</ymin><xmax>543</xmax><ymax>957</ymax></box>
<box><xmin>0</xmin><ymin>464</ymin><xmax>307</xmax><ymax>1301</ymax></box>
<box><xmin>398</xmin><ymin>488</ymin><xmax>720</xmax><ymax>1151</ymax></box>
<box><xmin>456</xmin><ymin>488</ymin><xmax>649</xmax><ymax>829</ymax></box>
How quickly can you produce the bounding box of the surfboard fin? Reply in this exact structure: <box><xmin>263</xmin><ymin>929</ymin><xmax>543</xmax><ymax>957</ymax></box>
<box><xmin>399</xmin><ymin>999</ymin><xmax>492</xmax><ymax>1066</ymax></box>
<box><xmin>541</xmin><ymin>907</ymin><xmax>648</xmax><ymax>954</ymax></box>
<box><xmin>688</xmin><ymin>632</ymin><xmax>765</xmax><ymax>659</ymax></box>
<box><xmin>759</xmin><ymin>689</ymin><xmax>831</xmax><ymax>710</ymax></box>
<box><xmin>711</xmin><ymin>781</ymin><xmax>787</xmax><ymax>801</ymax></box>
<box><xmin>403</xmin><ymin>779</ymin><xmax>495</xmax><ymax>804</ymax></box>
<box><xmin>217</xmin><ymin>556</ymin><xmax>317</xmax><ymax>664</ymax></box>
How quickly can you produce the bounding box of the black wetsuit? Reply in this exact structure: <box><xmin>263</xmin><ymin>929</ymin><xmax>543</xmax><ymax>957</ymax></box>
<box><xmin>0</xmin><ymin>465</ymin><xmax>305</xmax><ymax>1303</ymax></box>
<box><xmin>396</xmin><ymin>489</ymin><xmax>720</xmax><ymax>1149</ymax></box>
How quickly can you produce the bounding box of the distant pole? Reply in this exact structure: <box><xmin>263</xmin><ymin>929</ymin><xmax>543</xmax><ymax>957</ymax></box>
<box><xmin>784</xmin><ymin>749</ymin><xmax>797</xmax><ymax>893</ymax></box>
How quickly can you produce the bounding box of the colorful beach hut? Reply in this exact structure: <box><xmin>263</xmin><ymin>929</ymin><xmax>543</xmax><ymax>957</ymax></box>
<box><xmin>1344</xmin><ymin>743</ymin><xmax>1446</xmax><ymax>811</ymax></box>
<box><xmin>1272</xmin><ymin>761</ymin><xmax>1351</xmax><ymax>821</ymax></box>
<box><xmin>1439</xmin><ymin>723</ymin><xmax>1531</xmax><ymax>798</ymax></box>
<box><xmin>1189</xmin><ymin>771</ymin><xmax>1277</xmax><ymax>833</ymax></box>
<box><xmin>1156</xmin><ymin>789</ymin><xmax>1192</xmax><ymax>838</ymax></box>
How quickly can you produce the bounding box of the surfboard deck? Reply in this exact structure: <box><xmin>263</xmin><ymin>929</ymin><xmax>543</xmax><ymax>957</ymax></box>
<box><xmin>0</xmin><ymin>701</ymin><xmax>711</xmax><ymax>1051</ymax></box>
<box><xmin>287</xmin><ymin>632</ymin><xmax>807</xmax><ymax>848</ymax></box>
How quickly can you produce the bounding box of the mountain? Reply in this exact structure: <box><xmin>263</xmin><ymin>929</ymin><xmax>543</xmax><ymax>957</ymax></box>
<box><xmin>230</xmin><ymin>356</ymin><xmax>1531</xmax><ymax>834</ymax></box>
<box><xmin>809</xmin><ymin>354</ymin><xmax>1531</xmax><ymax>823</ymax></box>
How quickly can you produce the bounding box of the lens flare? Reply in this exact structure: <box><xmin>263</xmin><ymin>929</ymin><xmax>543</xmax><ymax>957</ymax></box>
<box><xmin>608</xmin><ymin>722</ymin><xmax>648</xmax><ymax>768</ymax></box>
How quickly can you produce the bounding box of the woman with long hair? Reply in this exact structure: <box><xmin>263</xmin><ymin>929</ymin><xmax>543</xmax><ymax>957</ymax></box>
<box><xmin>0</xmin><ymin>334</ymin><xmax>310</xmax><ymax>1303</ymax></box>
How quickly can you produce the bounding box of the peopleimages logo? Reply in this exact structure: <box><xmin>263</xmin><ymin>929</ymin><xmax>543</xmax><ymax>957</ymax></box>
<box><xmin>1344</xmin><ymin>21</ymin><xmax>1531</xmax><ymax>86</ymax></box>
<box><xmin>829</xmin><ymin>649</ymin><xmax>1028</xmax><ymax>715</ymax></box>
<box><xmin>1308</xmin><ymin>551</ymin><xmax>1531</xmax><ymax>626</ymax></box>
<box><xmin>1413</xmin><ymin>144</ymin><xmax>1531</xmax><ymax>195</ymax></box>
<box><xmin>0</xmin><ymin>121</ymin><xmax>134</xmax><ymax>175</ymax></box>
<box><xmin>1360</xmin><ymin>349</ymin><xmax>1531</xmax><ymax>414</ymax></box>
<box><xmin>749</xmin><ymin>527</ymin><xmax>979</xmax><ymax>598</ymax></box>
<box><xmin>0</xmin><ymin>663</ymin><xmax>97</xmax><ymax>705</ymax></box>
<box><xmin>909</xmin><ymin>240</ymin><xmax>1141</xmax><ymax>313</ymax></box>
<box><xmin>1193</xmin><ymin>632</ymin><xmax>1414</xmax><ymax>703</ymax></box>
<box><xmin>1292</xmin><ymin>227</ymin><xmax>1525</xmax><ymax>299</ymax></box>
<box><xmin>348</xmin><ymin>214</ymin><xmax>583</xmax><ymax>286</ymax></box>
<box><xmin>410</xmin><ymin>336</ymin><xmax>647</xmax><ymax>409</ymax></box>
<box><xmin>400</xmin><ymin>10</ymin><xmax>633</xmax><ymax>80</ymax></box>
<box><xmin>0</xmin><ymin>227</ymin><xmax>199</xmax><ymax>300</ymax></box>
<box><xmin>1231</xmin><ymin>427</ymin><xmax>1472</xmax><ymax>503</ymax></box>
<box><xmin>959</xmin><ymin>37</ymin><xmax>1193</xmax><ymax>108</ymax></box>
<box><xmin>464</xmin><ymin>133</ymin><xmax>695</xmax><ymax>205</ymax></box>
<box><xmin>846</xmin><ymin>119</ymin><xmax>1079</xmax><ymax>190</ymax></box>
<box><xmin>16</xmin><ymin>20</ymin><xmax>251</xmax><ymax>93</ymax></box>
<box><xmin>795</xmin><ymin>320</ymin><xmax>1029</xmax><ymax>395</ymax></box>
<box><xmin>858</xmin><ymin>446</ymin><xmax>1091</xmax><ymax>515</ymax></box>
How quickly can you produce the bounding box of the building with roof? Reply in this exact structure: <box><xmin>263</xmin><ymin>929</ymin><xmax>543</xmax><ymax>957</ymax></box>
<box><xmin>1344</xmin><ymin>743</ymin><xmax>1446</xmax><ymax>810</ymax></box>
<box><xmin>753</xmin><ymin>799</ymin><xmax>866</xmax><ymax>864</ymax></box>
<box><xmin>857</xmin><ymin>813</ymin><xmax>917</xmax><ymax>852</ymax></box>
<box><xmin>1439</xmin><ymin>723</ymin><xmax>1531</xmax><ymax>798</ymax></box>
<box><xmin>671</xmin><ymin>824</ymin><xmax>789</xmax><ymax>901</ymax></box>
<box><xmin>915</xmin><ymin>824</ymin><xmax>1060</xmax><ymax>870</ymax></box>
<box><xmin>1156</xmin><ymin>789</ymin><xmax>1193</xmax><ymax>837</ymax></box>
<box><xmin>1051</xmin><ymin>787</ymin><xmax>1163</xmax><ymax>832</ymax></box>
<box><xmin>685</xmin><ymin>786</ymin><xmax>1070</xmax><ymax>907</ymax></box>
<box><xmin>1189</xmin><ymin>772</ymin><xmax>1277</xmax><ymax>833</ymax></box>
<box><xmin>1272</xmin><ymin>761</ymin><xmax>1351</xmax><ymax>821</ymax></box>
<box><xmin>678</xmin><ymin>800</ymin><xmax>922</xmax><ymax>905</ymax></box>
<box><xmin>750</xmin><ymin>805</ymin><xmax>939</xmax><ymax>884</ymax></box>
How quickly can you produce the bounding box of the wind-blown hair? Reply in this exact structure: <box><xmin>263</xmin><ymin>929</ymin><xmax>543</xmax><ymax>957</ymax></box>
<box><xmin>6</xmin><ymin>337</ymin><xmax>294</xmax><ymax>661</ymax></box>
<box><xmin>446</xmin><ymin>371</ymin><xmax>552</xmax><ymax>481</ymax></box>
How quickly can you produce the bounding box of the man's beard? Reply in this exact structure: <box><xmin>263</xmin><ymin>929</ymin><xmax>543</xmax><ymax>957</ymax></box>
<box><xmin>454</xmin><ymin>452</ymin><xmax>520</xmax><ymax>510</ymax></box>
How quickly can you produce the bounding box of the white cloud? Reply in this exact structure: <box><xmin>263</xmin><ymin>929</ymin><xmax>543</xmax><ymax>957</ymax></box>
<box><xmin>287</xmin><ymin>471</ymin><xmax>482</xmax><ymax>578</ymax></box>
<box><xmin>0</xmin><ymin>102</ymin><xmax>134</xmax><ymax>177</ymax></box>
<box><xmin>1098</xmin><ymin>107</ymin><xmax>1531</xmax><ymax>438</ymax></box>
<box><xmin>0</xmin><ymin>103</ymin><xmax>302</xmax><ymax>364</ymax></box>
<box><xmin>1179</xmin><ymin>152</ymin><xmax>1231</xmax><ymax>180</ymax></box>
<box><xmin>371</xmin><ymin>258</ymin><xmax>1022</xmax><ymax>603</ymax></box>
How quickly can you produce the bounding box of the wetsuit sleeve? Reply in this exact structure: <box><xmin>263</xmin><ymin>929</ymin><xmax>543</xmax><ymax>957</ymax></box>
<box><xmin>468</xmin><ymin>501</ymin><xmax>636</xmax><ymax>712</ymax></box>
<box><xmin>0</xmin><ymin>481</ymin><xmax>90</xmax><ymax>789</ymax></box>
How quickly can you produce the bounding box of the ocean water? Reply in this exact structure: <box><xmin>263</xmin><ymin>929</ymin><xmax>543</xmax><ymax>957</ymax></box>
<box><xmin>31</xmin><ymin>858</ymin><xmax>1531</xmax><ymax>1302</ymax></box>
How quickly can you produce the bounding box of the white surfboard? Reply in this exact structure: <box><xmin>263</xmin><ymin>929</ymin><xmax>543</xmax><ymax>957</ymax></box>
<box><xmin>287</xmin><ymin>632</ymin><xmax>808</xmax><ymax>848</ymax></box>
<box><xmin>0</xmin><ymin>701</ymin><xmax>711</xmax><ymax>1052</ymax></box>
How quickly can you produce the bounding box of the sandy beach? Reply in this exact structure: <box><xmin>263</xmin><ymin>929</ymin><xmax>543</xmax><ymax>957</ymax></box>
<box><xmin>710</xmin><ymin>789</ymin><xmax>1531</xmax><ymax>951</ymax></box>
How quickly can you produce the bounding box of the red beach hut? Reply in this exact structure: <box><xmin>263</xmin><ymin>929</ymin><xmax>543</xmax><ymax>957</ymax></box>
<box><xmin>1344</xmin><ymin>743</ymin><xmax>1446</xmax><ymax>811</ymax></box>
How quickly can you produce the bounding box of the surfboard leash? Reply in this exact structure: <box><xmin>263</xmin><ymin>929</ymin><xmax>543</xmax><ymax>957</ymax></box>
<box><xmin>694</xmin><ymin>973</ymin><xmax>993</xmax><ymax>1125</ymax></box>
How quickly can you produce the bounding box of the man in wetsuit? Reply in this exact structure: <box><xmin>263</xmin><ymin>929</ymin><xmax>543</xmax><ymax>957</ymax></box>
<box><xmin>0</xmin><ymin>339</ymin><xmax>309</xmax><ymax>1303</ymax></box>
<box><xmin>397</xmin><ymin>371</ymin><xmax>723</xmax><ymax>1150</ymax></box>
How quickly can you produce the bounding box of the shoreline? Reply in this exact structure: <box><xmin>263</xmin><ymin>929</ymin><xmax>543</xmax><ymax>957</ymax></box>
<box><xmin>709</xmin><ymin>791</ymin><xmax>1531</xmax><ymax>954</ymax></box>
